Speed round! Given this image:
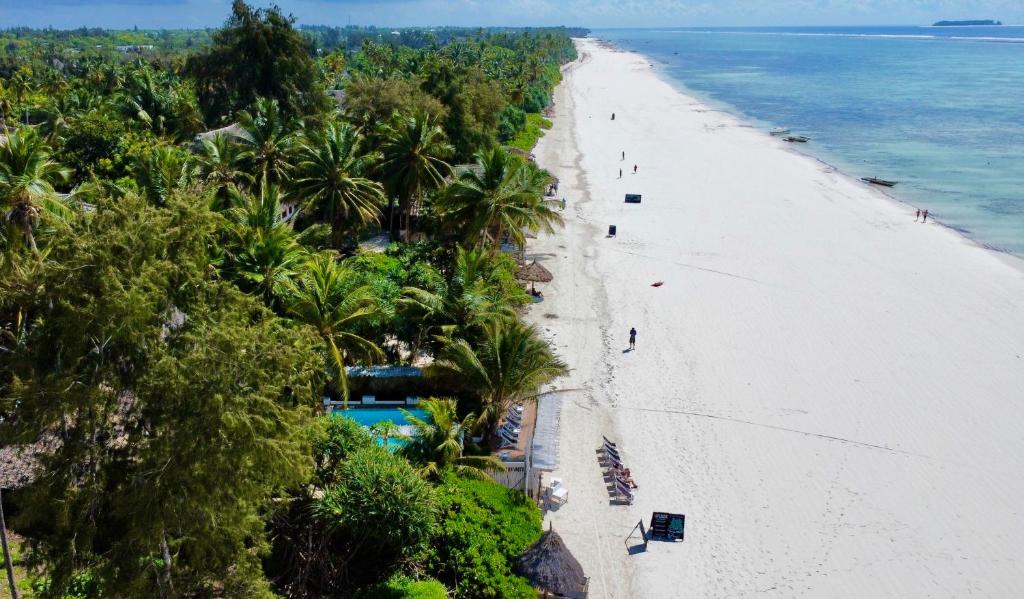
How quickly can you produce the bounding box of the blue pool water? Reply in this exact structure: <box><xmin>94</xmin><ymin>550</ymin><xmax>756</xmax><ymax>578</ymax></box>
<box><xmin>341</xmin><ymin>407</ymin><xmax>426</xmax><ymax>428</ymax></box>
<box><xmin>333</xmin><ymin>407</ymin><xmax>427</xmax><ymax>450</ymax></box>
<box><xmin>595</xmin><ymin>26</ymin><xmax>1024</xmax><ymax>255</ymax></box>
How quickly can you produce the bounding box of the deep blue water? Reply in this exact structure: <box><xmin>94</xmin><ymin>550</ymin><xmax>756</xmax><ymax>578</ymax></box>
<box><xmin>594</xmin><ymin>26</ymin><xmax>1024</xmax><ymax>254</ymax></box>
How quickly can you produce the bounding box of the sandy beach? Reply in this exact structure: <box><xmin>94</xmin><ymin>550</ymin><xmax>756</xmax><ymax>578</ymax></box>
<box><xmin>527</xmin><ymin>38</ymin><xmax>1024</xmax><ymax>598</ymax></box>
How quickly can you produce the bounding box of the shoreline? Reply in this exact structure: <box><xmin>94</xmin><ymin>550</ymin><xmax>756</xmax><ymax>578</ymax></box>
<box><xmin>528</xmin><ymin>38</ymin><xmax>1024</xmax><ymax>598</ymax></box>
<box><xmin>592</xmin><ymin>35</ymin><xmax>1024</xmax><ymax>263</ymax></box>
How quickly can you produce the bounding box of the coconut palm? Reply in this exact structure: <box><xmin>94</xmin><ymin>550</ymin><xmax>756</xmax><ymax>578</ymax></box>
<box><xmin>399</xmin><ymin>247</ymin><xmax>519</xmax><ymax>348</ymax></box>
<box><xmin>429</xmin><ymin>319</ymin><xmax>567</xmax><ymax>433</ymax></box>
<box><xmin>369</xmin><ymin>419</ymin><xmax>409</xmax><ymax>448</ymax></box>
<box><xmin>8</xmin><ymin>70</ymin><xmax>32</xmax><ymax>125</ymax></box>
<box><xmin>377</xmin><ymin>113</ymin><xmax>453</xmax><ymax>239</ymax></box>
<box><xmin>194</xmin><ymin>133</ymin><xmax>253</xmax><ymax>210</ymax></box>
<box><xmin>236</xmin><ymin>97</ymin><xmax>299</xmax><ymax>187</ymax></box>
<box><xmin>284</xmin><ymin>252</ymin><xmax>384</xmax><ymax>407</ymax></box>
<box><xmin>225</xmin><ymin>184</ymin><xmax>306</xmax><ymax>304</ymax></box>
<box><xmin>400</xmin><ymin>398</ymin><xmax>504</xmax><ymax>480</ymax></box>
<box><xmin>293</xmin><ymin>123</ymin><xmax>385</xmax><ymax>249</ymax></box>
<box><xmin>439</xmin><ymin>146</ymin><xmax>562</xmax><ymax>251</ymax></box>
<box><xmin>132</xmin><ymin>145</ymin><xmax>196</xmax><ymax>207</ymax></box>
<box><xmin>0</xmin><ymin>127</ymin><xmax>72</xmax><ymax>253</ymax></box>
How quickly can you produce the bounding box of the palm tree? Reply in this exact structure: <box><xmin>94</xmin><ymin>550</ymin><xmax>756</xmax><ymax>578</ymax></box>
<box><xmin>429</xmin><ymin>319</ymin><xmax>567</xmax><ymax>434</ymax></box>
<box><xmin>400</xmin><ymin>398</ymin><xmax>504</xmax><ymax>480</ymax></box>
<box><xmin>8</xmin><ymin>70</ymin><xmax>31</xmax><ymax>125</ymax></box>
<box><xmin>439</xmin><ymin>146</ymin><xmax>562</xmax><ymax>251</ymax></box>
<box><xmin>377</xmin><ymin>113</ymin><xmax>453</xmax><ymax>239</ymax></box>
<box><xmin>194</xmin><ymin>133</ymin><xmax>253</xmax><ymax>210</ymax></box>
<box><xmin>225</xmin><ymin>184</ymin><xmax>306</xmax><ymax>304</ymax></box>
<box><xmin>236</xmin><ymin>97</ymin><xmax>299</xmax><ymax>187</ymax></box>
<box><xmin>284</xmin><ymin>253</ymin><xmax>384</xmax><ymax>407</ymax></box>
<box><xmin>0</xmin><ymin>127</ymin><xmax>72</xmax><ymax>253</ymax></box>
<box><xmin>399</xmin><ymin>247</ymin><xmax>518</xmax><ymax>349</ymax></box>
<box><xmin>369</xmin><ymin>419</ymin><xmax>409</xmax><ymax>448</ymax></box>
<box><xmin>132</xmin><ymin>145</ymin><xmax>195</xmax><ymax>207</ymax></box>
<box><xmin>293</xmin><ymin>123</ymin><xmax>385</xmax><ymax>249</ymax></box>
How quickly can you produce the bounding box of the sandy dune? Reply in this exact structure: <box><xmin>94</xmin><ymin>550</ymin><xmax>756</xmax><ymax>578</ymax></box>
<box><xmin>526</xmin><ymin>38</ymin><xmax>1024</xmax><ymax>598</ymax></box>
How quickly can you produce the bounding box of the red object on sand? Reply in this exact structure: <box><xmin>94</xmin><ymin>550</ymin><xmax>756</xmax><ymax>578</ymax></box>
<box><xmin>651</xmin><ymin>281</ymin><xmax>664</xmax><ymax>287</ymax></box>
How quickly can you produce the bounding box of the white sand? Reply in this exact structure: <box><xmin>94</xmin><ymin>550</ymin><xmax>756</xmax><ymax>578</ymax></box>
<box><xmin>526</xmin><ymin>38</ymin><xmax>1024</xmax><ymax>598</ymax></box>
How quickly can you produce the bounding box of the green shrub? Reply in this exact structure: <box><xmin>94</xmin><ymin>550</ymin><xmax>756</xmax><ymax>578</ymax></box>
<box><xmin>356</xmin><ymin>573</ymin><xmax>450</xmax><ymax>599</ymax></box>
<box><xmin>424</xmin><ymin>475</ymin><xmax>542</xmax><ymax>599</ymax></box>
<box><xmin>498</xmin><ymin>105</ymin><xmax>526</xmax><ymax>142</ymax></box>
<box><xmin>507</xmin><ymin>113</ymin><xmax>552</xmax><ymax>152</ymax></box>
<box><xmin>315</xmin><ymin>446</ymin><xmax>437</xmax><ymax>558</ymax></box>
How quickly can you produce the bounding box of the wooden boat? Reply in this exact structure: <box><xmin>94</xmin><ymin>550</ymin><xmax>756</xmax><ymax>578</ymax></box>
<box><xmin>861</xmin><ymin>177</ymin><xmax>897</xmax><ymax>187</ymax></box>
<box><xmin>784</xmin><ymin>135</ymin><xmax>810</xmax><ymax>143</ymax></box>
<box><xmin>769</xmin><ymin>127</ymin><xmax>791</xmax><ymax>136</ymax></box>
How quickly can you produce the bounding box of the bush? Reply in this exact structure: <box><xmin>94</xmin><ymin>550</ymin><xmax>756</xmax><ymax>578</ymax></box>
<box><xmin>311</xmin><ymin>414</ymin><xmax>374</xmax><ymax>485</ymax></box>
<box><xmin>506</xmin><ymin>113</ymin><xmax>552</xmax><ymax>152</ymax></box>
<box><xmin>356</xmin><ymin>573</ymin><xmax>449</xmax><ymax>599</ymax></box>
<box><xmin>498</xmin><ymin>104</ymin><xmax>526</xmax><ymax>142</ymax></box>
<box><xmin>316</xmin><ymin>446</ymin><xmax>437</xmax><ymax>558</ymax></box>
<box><xmin>424</xmin><ymin>475</ymin><xmax>542</xmax><ymax>599</ymax></box>
<box><xmin>521</xmin><ymin>86</ymin><xmax>550</xmax><ymax>113</ymax></box>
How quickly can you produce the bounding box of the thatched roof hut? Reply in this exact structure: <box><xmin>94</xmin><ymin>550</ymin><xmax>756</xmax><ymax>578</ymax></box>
<box><xmin>516</xmin><ymin>261</ymin><xmax>553</xmax><ymax>283</ymax></box>
<box><xmin>516</xmin><ymin>528</ymin><xmax>588</xmax><ymax>598</ymax></box>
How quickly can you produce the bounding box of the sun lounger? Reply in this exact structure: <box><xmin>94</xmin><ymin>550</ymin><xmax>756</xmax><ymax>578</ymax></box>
<box><xmin>498</xmin><ymin>431</ymin><xmax>518</xmax><ymax>448</ymax></box>
<box><xmin>505</xmin><ymin>413</ymin><xmax>522</xmax><ymax>426</ymax></box>
<box><xmin>603</xmin><ymin>435</ymin><xmax>617</xmax><ymax>448</ymax></box>
<box><xmin>614</xmin><ymin>481</ymin><xmax>635</xmax><ymax>504</ymax></box>
<box><xmin>602</xmin><ymin>444</ymin><xmax>621</xmax><ymax>459</ymax></box>
<box><xmin>615</xmin><ymin>474</ymin><xmax>638</xmax><ymax>489</ymax></box>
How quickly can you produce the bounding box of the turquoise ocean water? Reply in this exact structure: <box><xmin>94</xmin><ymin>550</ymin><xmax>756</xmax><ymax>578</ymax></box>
<box><xmin>594</xmin><ymin>27</ymin><xmax>1024</xmax><ymax>255</ymax></box>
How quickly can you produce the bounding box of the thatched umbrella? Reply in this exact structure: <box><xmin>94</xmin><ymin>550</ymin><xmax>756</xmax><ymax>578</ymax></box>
<box><xmin>516</xmin><ymin>260</ymin><xmax>553</xmax><ymax>294</ymax></box>
<box><xmin>516</xmin><ymin>527</ymin><xmax>588</xmax><ymax>598</ymax></box>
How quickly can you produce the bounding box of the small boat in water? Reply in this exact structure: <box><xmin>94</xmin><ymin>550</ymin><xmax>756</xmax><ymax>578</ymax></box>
<box><xmin>861</xmin><ymin>177</ymin><xmax>897</xmax><ymax>187</ymax></box>
<box><xmin>770</xmin><ymin>127</ymin><xmax>791</xmax><ymax>136</ymax></box>
<box><xmin>784</xmin><ymin>135</ymin><xmax>810</xmax><ymax>143</ymax></box>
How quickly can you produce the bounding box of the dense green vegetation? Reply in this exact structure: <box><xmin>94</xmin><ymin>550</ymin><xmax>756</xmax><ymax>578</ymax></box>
<box><xmin>0</xmin><ymin>2</ymin><xmax>580</xmax><ymax>597</ymax></box>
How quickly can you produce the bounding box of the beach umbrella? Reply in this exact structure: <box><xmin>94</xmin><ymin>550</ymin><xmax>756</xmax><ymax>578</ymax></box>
<box><xmin>516</xmin><ymin>527</ymin><xmax>589</xmax><ymax>598</ymax></box>
<box><xmin>516</xmin><ymin>260</ymin><xmax>554</xmax><ymax>294</ymax></box>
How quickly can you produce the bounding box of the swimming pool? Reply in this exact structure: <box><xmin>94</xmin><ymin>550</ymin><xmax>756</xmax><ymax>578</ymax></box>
<box><xmin>340</xmin><ymin>407</ymin><xmax>426</xmax><ymax>428</ymax></box>
<box><xmin>332</xmin><ymin>407</ymin><xmax>428</xmax><ymax>450</ymax></box>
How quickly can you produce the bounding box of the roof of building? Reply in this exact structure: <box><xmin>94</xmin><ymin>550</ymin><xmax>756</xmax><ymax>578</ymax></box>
<box><xmin>345</xmin><ymin>365</ymin><xmax>424</xmax><ymax>379</ymax></box>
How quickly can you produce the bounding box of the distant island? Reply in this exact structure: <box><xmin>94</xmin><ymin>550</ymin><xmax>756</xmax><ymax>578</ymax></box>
<box><xmin>933</xmin><ymin>20</ymin><xmax>1002</xmax><ymax>26</ymax></box>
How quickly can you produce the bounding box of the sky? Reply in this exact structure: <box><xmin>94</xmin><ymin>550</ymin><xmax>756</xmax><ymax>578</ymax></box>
<box><xmin>1</xmin><ymin>0</ymin><xmax>1022</xmax><ymax>30</ymax></box>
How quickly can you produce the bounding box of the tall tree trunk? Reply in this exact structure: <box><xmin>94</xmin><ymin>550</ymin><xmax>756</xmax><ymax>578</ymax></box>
<box><xmin>1</xmin><ymin>489</ymin><xmax>20</xmax><ymax>599</ymax></box>
<box><xmin>160</xmin><ymin>530</ymin><xmax>175</xmax><ymax>596</ymax></box>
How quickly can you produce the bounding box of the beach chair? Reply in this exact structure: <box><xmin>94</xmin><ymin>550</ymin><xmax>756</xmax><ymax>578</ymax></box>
<box><xmin>603</xmin><ymin>435</ymin><xmax>617</xmax><ymax>448</ymax></box>
<box><xmin>614</xmin><ymin>480</ymin><xmax>635</xmax><ymax>504</ymax></box>
<box><xmin>549</xmin><ymin>477</ymin><xmax>569</xmax><ymax>505</ymax></box>
<box><xmin>602</xmin><ymin>443</ymin><xmax>621</xmax><ymax>460</ymax></box>
<box><xmin>615</xmin><ymin>473</ymin><xmax>638</xmax><ymax>489</ymax></box>
<box><xmin>505</xmin><ymin>412</ymin><xmax>522</xmax><ymax>426</ymax></box>
<box><xmin>498</xmin><ymin>431</ymin><xmax>518</xmax><ymax>449</ymax></box>
<box><xmin>604</xmin><ymin>455</ymin><xmax>625</xmax><ymax>472</ymax></box>
<box><xmin>499</xmin><ymin>423</ymin><xmax>521</xmax><ymax>437</ymax></box>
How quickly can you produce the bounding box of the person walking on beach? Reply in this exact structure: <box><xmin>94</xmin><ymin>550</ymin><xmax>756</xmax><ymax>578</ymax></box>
<box><xmin>633</xmin><ymin>164</ymin><xmax>638</xmax><ymax>174</ymax></box>
<box><xmin>922</xmin><ymin>210</ymin><xmax>929</xmax><ymax>223</ymax></box>
<box><xmin>619</xmin><ymin>168</ymin><xmax>622</xmax><ymax>178</ymax></box>
<box><xmin>629</xmin><ymin>327</ymin><xmax>637</xmax><ymax>350</ymax></box>
<box><xmin>622</xmin><ymin>150</ymin><xmax>625</xmax><ymax>160</ymax></box>
<box><xmin>915</xmin><ymin>209</ymin><xmax>921</xmax><ymax>222</ymax></box>
<box><xmin>612</xmin><ymin>112</ymin><xmax>616</xmax><ymax>120</ymax></box>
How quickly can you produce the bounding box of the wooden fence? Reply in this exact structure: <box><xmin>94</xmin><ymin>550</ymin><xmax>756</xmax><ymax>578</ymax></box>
<box><xmin>490</xmin><ymin>461</ymin><xmax>528</xmax><ymax>491</ymax></box>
